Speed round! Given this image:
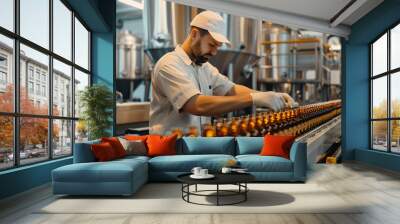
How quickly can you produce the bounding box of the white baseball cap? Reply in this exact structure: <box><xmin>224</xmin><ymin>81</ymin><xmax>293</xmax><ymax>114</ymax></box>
<box><xmin>190</xmin><ymin>10</ymin><xmax>231</xmax><ymax>45</ymax></box>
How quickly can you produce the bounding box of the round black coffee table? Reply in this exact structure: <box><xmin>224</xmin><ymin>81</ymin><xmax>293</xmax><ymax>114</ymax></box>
<box><xmin>177</xmin><ymin>173</ymin><xmax>255</xmax><ymax>206</ymax></box>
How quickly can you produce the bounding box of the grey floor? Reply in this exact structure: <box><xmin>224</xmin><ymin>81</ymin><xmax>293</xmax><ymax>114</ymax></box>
<box><xmin>1</xmin><ymin>162</ymin><xmax>400</xmax><ymax>224</ymax></box>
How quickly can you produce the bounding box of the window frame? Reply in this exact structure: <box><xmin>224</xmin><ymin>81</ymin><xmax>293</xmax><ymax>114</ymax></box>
<box><xmin>370</xmin><ymin>20</ymin><xmax>400</xmax><ymax>154</ymax></box>
<box><xmin>0</xmin><ymin>0</ymin><xmax>92</xmax><ymax>171</ymax></box>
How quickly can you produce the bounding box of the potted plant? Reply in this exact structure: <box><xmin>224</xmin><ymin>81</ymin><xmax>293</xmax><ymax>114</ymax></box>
<box><xmin>79</xmin><ymin>84</ymin><xmax>114</xmax><ymax>140</ymax></box>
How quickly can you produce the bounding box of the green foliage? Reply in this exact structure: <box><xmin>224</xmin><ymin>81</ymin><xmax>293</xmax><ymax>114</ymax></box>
<box><xmin>372</xmin><ymin>99</ymin><xmax>400</xmax><ymax>139</ymax></box>
<box><xmin>79</xmin><ymin>84</ymin><xmax>114</xmax><ymax>140</ymax></box>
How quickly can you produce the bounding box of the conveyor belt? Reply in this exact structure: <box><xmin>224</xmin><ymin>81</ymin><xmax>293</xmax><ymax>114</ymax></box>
<box><xmin>296</xmin><ymin>115</ymin><xmax>341</xmax><ymax>164</ymax></box>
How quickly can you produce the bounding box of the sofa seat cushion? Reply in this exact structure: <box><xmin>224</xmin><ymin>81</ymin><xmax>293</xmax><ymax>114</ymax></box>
<box><xmin>116</xmin><ymin>155</ymin><xmax>150</xmax><ymax>163</ymax></box>
<box><xmin>149</xmin><ymin>154</ymin><xmax>235</xmax><ymax>172</ymax></box>
<box><xmin>53</xmin><ymin>159</ymin><xmax>147</xmax><ymax>183</ymax></box>
<box><xmin>236</xmin><ymin>155</ymin><xmax>293</xmax><ymax>172</ymax></box>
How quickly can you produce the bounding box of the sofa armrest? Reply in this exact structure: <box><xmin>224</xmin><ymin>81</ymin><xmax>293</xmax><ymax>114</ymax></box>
<box><xmin>73</xmin><ymin>140</ymin><xmax>100</xmax><ymax>163</ymax></box>
<box><xmin>289</xmin><ymin>141</ymin><xmax>307</xmax><ymax>181</ymax></box>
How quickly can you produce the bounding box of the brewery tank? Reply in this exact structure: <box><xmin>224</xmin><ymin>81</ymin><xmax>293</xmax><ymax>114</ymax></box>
<box><xmin>116</xmin><ymin>30</ymin><xmax>144</xmax><ymax>79</ymax></box>
<box><xmin>143</xmin><ymin>0</ymin><xmax>261</xmax><ymax>88</ymax></box>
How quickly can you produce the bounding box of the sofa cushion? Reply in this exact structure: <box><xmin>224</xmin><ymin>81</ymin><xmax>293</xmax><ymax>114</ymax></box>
<box><xmin>90</xmin><ymin>142</ymin><xmax>118</xmax><ymax>162</ymax></box>
<box><xmin>101</xmin><ymin>137</ymin><xmax>127</xmax><ymax>158</ymax></box>
<box><xmin>52</xmin><ymin>158</ymin><xmax>147</xmax><ymax>183</ymax></box>
<box><xmin>147</xmin><ymin>134</ymin><xmax>178</xmax><ymax>157</ymax></box>
<box><xmin>114</xmin><ymin>155</ymin><xmax>150</xmax><ymax>164</ymax></box>
<box><xmin>236</xmin><ymin>155</ymin><xmax>293</xmax><ymax>172</ymax></box>
<box><xmin>236</xmin><ymin>137</ymin><xmax>263</xmax><ymax>155</ymax></box>
<box><xmin>118</xmin><ymin>137</ymin><xmax>147</xmax><ymax>156</ymax></box>
<box><xmin>260</xmin><ymin>135</ymin><xmax>296</xmax><ymax>159</ymax></box>
<box><xmin>124</xmin><ymin>134</ymin><xmax>148</xmax><ymax>142</ymax></box>
<box><xmin>181</xmin><ymin>137</ymin><xmax>235</xmax><ymax>155</ymax></box>
<box><xmin>148</xmin><ymin>154</ymin><xmax>235</xmax><ymax>172</ymax></box>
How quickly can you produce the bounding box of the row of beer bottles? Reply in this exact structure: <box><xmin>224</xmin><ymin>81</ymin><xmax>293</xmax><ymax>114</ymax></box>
<box><xmin>170</xmin><ymin>100</ymin><xmax>341</xmax><ymax>138</ymax></box>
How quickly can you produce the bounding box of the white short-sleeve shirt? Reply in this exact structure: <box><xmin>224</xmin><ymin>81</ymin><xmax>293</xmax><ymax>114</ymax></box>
<box><xmin>150</xmin><ymin>45</ymin><xmax>234</xmax><ymax>135</ymax></box>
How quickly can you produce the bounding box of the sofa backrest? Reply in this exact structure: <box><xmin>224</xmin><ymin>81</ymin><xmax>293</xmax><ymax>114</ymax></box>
<box><xmin>180</xmin><ymin>137</ymin><xmax>236</xmax><ymax>155</ymax></box>
<box><xmin>73</xmin><ymin>140</ymin><xmax>101</xmax><ymax>163</ymax></box>
<box><xmin>235</xmin><ymin>137</ymin><xmax>263</xmax><ymax>155</ymax></box>
<box><xmin>73</xmin><ymin>136</ymin><xmax>300</xmax><ymax>160</ymax></box>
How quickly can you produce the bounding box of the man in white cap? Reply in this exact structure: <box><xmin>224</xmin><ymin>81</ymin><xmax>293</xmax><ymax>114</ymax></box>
<box><xmin>150</xmin><ymin>10</ymin><xmax>297</xmax><ymax>135</ymax></box>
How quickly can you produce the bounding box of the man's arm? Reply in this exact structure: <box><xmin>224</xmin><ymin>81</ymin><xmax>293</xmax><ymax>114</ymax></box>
<box><xmin>181</xmin><ymin>94</ymin><xmax>253</xmax><ymax>116</ymax></box>
<box><xmin>227</xmin><ymin>84</ymin><xmax>298</xmax><ymax>108</ymax></box>
<box><xmin>226</xmin><ymin>84</ymin><xmax>257</xmax><ymax>96</ymax></box>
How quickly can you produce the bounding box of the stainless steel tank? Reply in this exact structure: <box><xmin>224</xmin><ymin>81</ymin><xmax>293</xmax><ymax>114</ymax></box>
<box><xmin>262</xmin><ymin>24</ymin><xmax>291</xmax><ymax>80</ymax></box>
<box><xmin>223</xmin><ymin>15</ymin><xmax>259</xmax><ymax>53</ymax></box>
<box><xmin>142</xmin><ymin>0</ymin><xmax>261</xmax><ymax>89</ymax></box>
<box><xmin>143</xmin><ymin>0</ymin><xmax>200</xmax><ymax>49</ymax></box>
<box><xmin>117</xmin><ymin>30</ymin><xmax>144</xmax><ymax>79</ymax></box>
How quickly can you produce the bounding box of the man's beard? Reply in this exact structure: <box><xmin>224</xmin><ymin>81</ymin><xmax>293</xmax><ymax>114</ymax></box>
<box><xmin>191</xmin><ymin>41</ymin><xmax>212</xmax><ymax>65</ymax></box>
<box><xmin>193</xmin><ymin>55</ymin><xmax>209</xmax><ymax>65</ymax></box>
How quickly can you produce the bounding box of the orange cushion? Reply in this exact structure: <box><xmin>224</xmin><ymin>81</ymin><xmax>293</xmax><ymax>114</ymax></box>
<box><xmin>101</xmin><ymin>137</ymin><xmax>127</xmax><ymax>158</ymax></box>
<box><xmin>146</xmin><ymin>134</ymin><xmax>177</xmax><ymax>157</ymax></box>
<box><xmin>91</xmin><ymin>142</ymin><xmax>118</xmax><ymax>162</ymax></box>
<box><xmin>260</xmin><ymin>135</ymin><xmax>296</xmax><ymax>159</ymax></box>
<box><xmin>124</xmin><ymin>135</ymin><xmax>148</xmax><ymax>142</ymax></box>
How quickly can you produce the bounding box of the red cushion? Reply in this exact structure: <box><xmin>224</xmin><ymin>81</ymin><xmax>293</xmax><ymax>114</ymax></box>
<box><xmin>91</xmin><ymin>142</ymin><xmax>118</xmax><ymax>162</ymax></box>
<box><xmin>101</xmin><ymin>137</ymin><xmax>126</xmax><ymax>158</ymax></box>
<box><xmin>260</xmin><ymin>135</ymin><xmax>296</xmax><ymax>159</ymax></box>
<box><xmin>146</xmin><ymin>134</ymin><xmax>177</xmax><ymax>157</ymax></box>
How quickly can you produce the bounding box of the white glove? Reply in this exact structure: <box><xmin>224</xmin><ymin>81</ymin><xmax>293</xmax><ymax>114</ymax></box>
<box><xmin>277</xmin><ymin>92</ymin><xmax>299</xmax><ymax>108</ymax></box>
<box><xmin>250</xmin><ymin>91</ymin><xmax>286</xmax><ymax>111</ymax></box>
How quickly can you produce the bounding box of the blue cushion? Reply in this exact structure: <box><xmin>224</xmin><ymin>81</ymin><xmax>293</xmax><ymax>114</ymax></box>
<box><xmin>181</xmin><ymin>137</ymin><xmax>235</xmax><ymax>155</ymax></box>
<box><xmin>116</xmin><ymin>155</ymin><xmax>150</xmax><ymax>163</ymax></box>
<box><xmin>236</xmin><ymin>137</ymin><xmax>263</xmax><ymax>155</ymax></box>
<box><xmin>53</xmin><ymin>163</ymin><xmax>132</xmax><ymax>182</ymax></box>
<box><xmin>52</xmin><ymin>159</ymin><xmax>146</xmax><ymax>183</ymax></box>
<box><xmin>73</xmin><ymin>140</ymin><xmax>100</xmax><ymax>163</ymax></box>
<box><xmin>52</xmin><ymin>158</ymin><xmax>148</xmax><ymax>195</ymax></box>
<box><xmin>236</xmin><ymin>155</ymin><xmax>293</xmax><ymax>172</ymax></box>
<box><xmin>149</xmin><ymin>154</ymin><xmax>235</xmax><ymax>172</ymax></box>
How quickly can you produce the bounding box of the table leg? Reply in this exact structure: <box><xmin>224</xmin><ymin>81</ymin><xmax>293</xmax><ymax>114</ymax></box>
<box><xmin>217</xmin><ymin>184</ymin><xmax>219</xmax><ymax>206</ymax></box>
<box><xmin>187</xmin><ymin>184</ymin><xmax>190</xmax><ymax>202</ymax></box>
<box><xmin>245</xmin><ymin>183</ymin><xmax>247</xmax><ymax>201</ymax></box>
<box><xmin>181</xmin><ymin>184</ymin><xmax>183</xmax><ymax>199</ymax></box>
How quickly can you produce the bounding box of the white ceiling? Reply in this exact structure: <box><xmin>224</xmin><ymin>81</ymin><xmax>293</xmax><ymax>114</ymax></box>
<box><xmin>169</xmin><ymin>0</ymin><xmax>384</xmax><ymax>37</ymax></box>
<box><xmin>225</xmin><ymin>0</ymin><xmax>352</xmax><ymax>23</ymax></box>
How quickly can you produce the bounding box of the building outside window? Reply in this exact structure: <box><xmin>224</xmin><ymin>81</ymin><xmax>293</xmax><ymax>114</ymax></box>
<box><xmin>35</xmin><ymin>83</ymin><xmax>40</xmax><ymax>95</ymax></box>
<box><xmin>28</xmin><ymin>66</ymin><xmax>34</xmax><ymax>80</ymax></box>
<box><xmin>35</xmin><ymin>70</ymin><xmax>40</xmax><ymax>81</ymax></box>
<box><xmin>0</xmin><ymin>54</ymin><xmax>7</xmax><ymax>89</ymax></box>
<box><xmin>0</xmin><ymin>71</ymin><xmax>6</xmax><ymax>84</ymax></box>
<box><xmin>28</xmin><ymin>81</ymin><xmax>34</xmax><ymax>94</ymax></box>
<box><xmin>41</xmin><ymin>73</ymin><xmax>46</xmax><ymax>83</ymax></box>
<box><xmin>0</xmin><ymin>54</ymin><xmax>7</xmax><ymax>67</ymax></box>
<box><xmin>42</xmin><ymin>85</ymin><xmax>46</xmax><ymax>97</ymax></box>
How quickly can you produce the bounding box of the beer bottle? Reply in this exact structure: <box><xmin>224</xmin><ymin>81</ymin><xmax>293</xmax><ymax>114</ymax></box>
<box><xmin>202</xmin><ymin>123</ymin><xmax>216</xmax><ymax>137</ymax></box>
<box><xmin>219</xmin><ymin>118</ymin><xmax>229</xmax><ymax>137</ymax></box>
<box><xmin>229</xmin><ymin>117</ymin><xmax>239</xmax><ymax>137</ymax></box>
<box><xmin>239</xmin><ymin>116</ymin><xmax>249</xmax><ymax>136</ymax></box>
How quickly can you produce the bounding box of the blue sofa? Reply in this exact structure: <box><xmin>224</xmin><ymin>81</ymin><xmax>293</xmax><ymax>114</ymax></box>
<box><xmin>52</xmin><ymin>137</ymin><xmax>307</xmax><ymax>196</ymax></box>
